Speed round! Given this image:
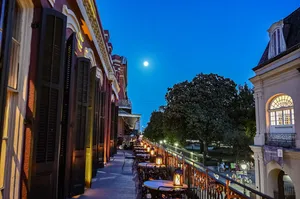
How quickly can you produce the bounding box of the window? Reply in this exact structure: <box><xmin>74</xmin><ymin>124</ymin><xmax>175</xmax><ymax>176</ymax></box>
<box><xmin>7</xmin><ymin>2</ymin><xmax>21</xmax><ymax>90</ymax></box>
<box><xmin>268</xmin><ymin>20</ymin><xmax>286</xmax><ymax>59</ymax></box>
<box><xmin>269</xmin><ymin>95</ymin><xmax>294</xmax><ymax>126</ymax></box>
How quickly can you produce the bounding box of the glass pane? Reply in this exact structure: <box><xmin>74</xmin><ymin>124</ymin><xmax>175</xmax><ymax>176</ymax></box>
<box><xmin>277</xmin><ymin>29</ymin><xmax>281</xmax><ymax>54</ymax></box>
<box><xmin>270</xmin><ymin>111</ymin><xmax>276</xmax><ymax>125</ymax></box>
<box><xmin>276</xmin><ymin>111</ymin><xmax>283</xmax><ymax>125</ymax></box>
<box><xmin>291</xmin><ymin>109</ymin><xmax>294</xmax><ymax>125</ymax></box>
<box><xmin>283</xmin><ymin>110</ymin><xmax>291</xmax><ymax>125</ymax></box>
<box><xmin>270</xmin><ymin>95</ymin><xmax>293</xmax><ymax>110</ymax></box>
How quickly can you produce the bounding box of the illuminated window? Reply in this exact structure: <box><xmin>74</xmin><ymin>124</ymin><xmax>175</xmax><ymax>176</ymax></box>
<box><xmin>269</xmin><ymin>95</ymin><xmax>294</xmax><ymax>126</ymax></box>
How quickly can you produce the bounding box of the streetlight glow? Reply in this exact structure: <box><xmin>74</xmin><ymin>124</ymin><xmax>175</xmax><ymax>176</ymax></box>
<box><xmin>174</xmin><ymin>142</ymin><xmax>178</xmax><ymax>147</ymax></box>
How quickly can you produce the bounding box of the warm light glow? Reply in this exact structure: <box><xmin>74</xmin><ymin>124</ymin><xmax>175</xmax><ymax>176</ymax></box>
<box><xmin>81</xmin><ymin>19</ymin><xmax>92</xmax><ymax>41</ymax></box>
<box><xmin>241</xmin><ymin>164</ymin><xmax>247</xmax><ymax>170</ymax></box>
<box><xmin>143</xmin><ymin>61</ymin><xmax>149</xmax><ymax>67</ymax></box>
<box><xmin>147</xmin><ymin>146</ymin><xmax>151</xmax><ymax>152</ymax></box>
<box><xmin>144</xmin><ymin>144</ymin><xmax>147</xmax><ymax>149</ymax></box>
<box><xmin>150</xmin><ymin>147</ymin><xmax>155</xmax><ymax>156</ymax></box>
<box><xmin>159</xmin><ymin>140</ymin><xmax>163</xmax><ymax>144</ymax></box>
<box><xmin>174</xmin><ymin>143</ymin><xmax>178</xmax><ymax>147</ymax></box>
<box><xmin>141</xmin><ymin>142</ymin><xmax>144</xmax><ymax>146</ymax></box>
<box><xmin>173</xmin><ymin>169</ymin><xmax>183</xmax><ymax>186</ymax></box>
<box><xmin>155</xmin><ymin>156</ymin><xmax>163</xmax><ymax>165</ymax></box>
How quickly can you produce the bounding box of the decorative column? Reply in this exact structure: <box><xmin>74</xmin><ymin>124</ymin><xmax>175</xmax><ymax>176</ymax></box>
<box><xmin>254</xmin><ymin>81</ymin><xmax>266</xmax><ymax>146</ymax></box>
<box><xmin>251</xmin><ymin>146</ymin><xmax>266</xmax><ymax>196</ymax></box>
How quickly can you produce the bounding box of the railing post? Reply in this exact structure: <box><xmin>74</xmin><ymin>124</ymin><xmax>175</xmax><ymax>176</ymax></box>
<box><xmin>205</xmin><ymin>169</ymin><xmax>209</xmax><ymax>199</ymax></box>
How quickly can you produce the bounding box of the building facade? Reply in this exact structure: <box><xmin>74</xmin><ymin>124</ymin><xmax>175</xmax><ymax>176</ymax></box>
<box><xmin>113</xmin><ymin>55</ymin><xmax>141</xmax><ymax>146</ymax></box>
<box><xmin>250</xmin><ymin>7</ymin><xmax>300</xmax><ymax>199</ymax></box>
<box><xmin>0</xmin><ymin>0</ymin><xmax>130</xmax><ymax>198</ymax></box>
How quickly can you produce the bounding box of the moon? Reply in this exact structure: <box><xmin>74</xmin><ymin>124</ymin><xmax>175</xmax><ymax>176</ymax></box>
<box><xmin>143</xmin><ymin>61</ymin><xmax>149</xmax><ymax>67</ymax></box>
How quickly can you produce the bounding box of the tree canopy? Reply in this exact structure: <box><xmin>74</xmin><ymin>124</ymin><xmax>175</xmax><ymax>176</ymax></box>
<box><xmin>144</xmin><ymin>73</ymin><xmax>255</xmax><ymax>162</ymax></box>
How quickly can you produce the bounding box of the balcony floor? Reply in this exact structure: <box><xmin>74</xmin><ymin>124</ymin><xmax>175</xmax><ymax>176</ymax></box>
<box><xmin>76</xmin><ymin>150</ymin><xmax>136</xmax><ymax>199</ymax></box>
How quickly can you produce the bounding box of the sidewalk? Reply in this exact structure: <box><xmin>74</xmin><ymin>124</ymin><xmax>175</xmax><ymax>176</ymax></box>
<box><xmin>77</xmin><ymin>150</ymin><xmax>136</xmax><ymax>199</ymax></box>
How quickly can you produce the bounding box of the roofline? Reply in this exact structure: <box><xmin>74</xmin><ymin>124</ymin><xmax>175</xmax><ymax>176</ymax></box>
<box><xmin>253</xmin><ymin>44</ymin><xmax>300</xmax><ymax>71</ymax></box>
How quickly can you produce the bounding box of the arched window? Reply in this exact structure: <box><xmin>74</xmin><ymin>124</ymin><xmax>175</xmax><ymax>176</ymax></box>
<box><xmin>269</xmin><ymin>95</ymin><xmax>294</xmax><ymax>126</ymax></box>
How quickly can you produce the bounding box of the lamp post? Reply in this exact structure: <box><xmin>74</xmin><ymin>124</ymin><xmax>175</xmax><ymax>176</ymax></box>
<box><xmin>240</xmin><ymin>163</ymin><xmax>247</xmax><ymax>194</ymax></box>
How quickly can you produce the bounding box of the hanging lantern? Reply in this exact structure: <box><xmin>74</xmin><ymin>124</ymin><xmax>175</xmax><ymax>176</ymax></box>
<box><xmin>150</xmin><ymin>147</ymin><xmax>155</xmax><ymax>156</ymax></box>
<box><xmin>178</xmin><ymin>162</ymin><xmax>183</xmax><ymax>169</ymax></box>
<box><xmin>147</xmin><ymin>145</ymin><xmax>151</xmax><ymax>152</ymax></box>
<box><xmin>173</xmin><ymin>168</ymin><xmax>183</xmax><ymax>186</ymax></box>
<box><xmin>155</xmin><ymin>155</ymin><xmax>163</xmax><ymax>165</ymax></box>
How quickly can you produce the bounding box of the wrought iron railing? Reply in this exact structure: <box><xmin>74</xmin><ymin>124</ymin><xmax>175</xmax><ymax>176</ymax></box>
<box><xmin>144</xmin><ymin>139</ymin><xmax>273</xmax><ymax>199</ymax></box>
<box><xmin>265</xmin><ymin>133</ymin><xmax>296</xmax><ymax>148</ymax></box>
<box><xmin>159</xmin><ymin>143</ymin><xmax>204</xmax><ymax>163</ymax></box>
<box><xmin>117</xmin><ymin>99</ymin><xmax>132</xmax><ymax>109</ymax></box>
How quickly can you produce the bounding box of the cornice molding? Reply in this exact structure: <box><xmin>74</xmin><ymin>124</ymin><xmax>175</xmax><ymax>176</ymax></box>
<box><xmin>62</xmin><ymin>5</ymin><xmax>84</xmax><ymax>52</ymax></box>
<box><xmin>76</xmin><ymin>0</ymin><xmax>114</xmax><ymax>79</ymax></box>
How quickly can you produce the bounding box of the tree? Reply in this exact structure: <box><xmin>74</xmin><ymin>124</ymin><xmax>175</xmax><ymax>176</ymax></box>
<box><xmin>225</xmin><ymin>83</ymin><xmax>256</xmax><ymax>160</ymax></box>
<box><xmin>164</xmin><ymin>73</ymin><xmax>237</xmax><ymax>164</ymax></box>
<box><xmin>143</xmin><ymin>110</ymin><xmax>165</xmax><ymax>142</ymax></box>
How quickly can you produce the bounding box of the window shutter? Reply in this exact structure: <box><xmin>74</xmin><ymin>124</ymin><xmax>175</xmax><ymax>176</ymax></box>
<box><xmin>31</xmin><ymin>8</ymin><xmax>66</xmax><ymax>199</ymax></box>
<box><xmin>58</xmin><ymin>33</ymin><xmax>76</xmax><ymax>199</ymax></box>
<box><xmin>69</xmin><ymin>57</ymin><xmax>90</xmax><ymax>196</ymax></box>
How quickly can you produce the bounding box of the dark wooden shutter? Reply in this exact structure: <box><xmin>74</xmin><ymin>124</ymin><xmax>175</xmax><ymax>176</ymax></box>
<box><xmin>58</xmin><ymin>33</ymin><xmax>76</xmax><ymax>199</ymax></box>
<box><xmin>31</xmin><ymin>8</ymin><xmax>66</xmax><ymax>199</ymax></box>
<box><xmin>86</xmin><ymin>66</ymin><xmax>96</xmax><ymax>187</ymax></box>
<box><xmin>97</xmin><ymin>91</ymin><xmax>106</xmax><ymax>167</ymax></box>
<box><xmin>110</xmin><ymin>102</ymin><xmax>115</xmax><ymax>156</ymax></box>
<box><xmin>114</xmin><ymin>106</ymin><xmax>119</xmax><ymax>154</ymax></box>
<box><xmin>69</xmin><ymin>57</ymin><xmax>90</xmax><ymax>196</ymax></box>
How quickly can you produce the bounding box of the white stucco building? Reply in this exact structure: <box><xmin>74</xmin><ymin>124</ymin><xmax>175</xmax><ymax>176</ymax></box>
<box><xmin>250</xmin><ymin>7</ymin><xmax>300</xmax><ymax>199</ymax></box>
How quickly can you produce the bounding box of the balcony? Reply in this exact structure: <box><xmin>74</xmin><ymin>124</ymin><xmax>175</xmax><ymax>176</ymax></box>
<box><xmin>117</xmin><ymin>99</ymin><xmax>132</xmax><ymax>109</ymax></box>
<box><xmin>265</xmin><ymin>133</ymin><xmax>296</xmax><ymax>148</ymax></box>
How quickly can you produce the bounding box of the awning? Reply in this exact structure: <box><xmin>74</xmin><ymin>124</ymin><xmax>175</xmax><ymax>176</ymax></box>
<box><xmin>119</xmin><ymin>110</ymin><xmax>141</xmax><ymax>130</ymax></box>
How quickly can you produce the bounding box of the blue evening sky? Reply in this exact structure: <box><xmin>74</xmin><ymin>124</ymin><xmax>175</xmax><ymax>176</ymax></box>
<box><xmin>96</xmin><ymin>0</ymin><xmax>299</xmax><ymax>128</ymax></box>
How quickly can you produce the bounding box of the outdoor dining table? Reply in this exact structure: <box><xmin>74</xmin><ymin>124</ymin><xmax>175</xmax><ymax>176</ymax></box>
<box><xmin>144</xmin><ymin>180</ymin><xmax>188</xmax><ymax>198</ymax></box>
<box><xmin>144</xmin><ymin>180</ymin><xmax>188</xmax><ymax>191</ymax></box>
<box><xmin>135</xmin><ymin>149</ymin><xmax>148</xmax><ymax>153</ymax></box>
<box><xmin>138</xmin><ymin>162</ymin><xmax>166</xmax><ymax>168</ymax></box>
<box><xmin>136</xmin><ymin>153</ymin><xmax>150</xmax><ymax>159</ymax></box>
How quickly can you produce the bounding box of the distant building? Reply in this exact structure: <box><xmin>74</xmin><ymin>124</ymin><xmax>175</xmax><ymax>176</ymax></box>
<box><xmin>112</xmin><ymin>55</ymin><xmax>141</xmax><ymax>145</ymax></box>
<box><xmin>0</xmin><ymin>0</ymin><xmax>135</xmax><ymax>199</ymax></box>
<box><xmin>250</xmin><ymin>7</ymin><xmax>300</xmax><ymax>199</ymax></box>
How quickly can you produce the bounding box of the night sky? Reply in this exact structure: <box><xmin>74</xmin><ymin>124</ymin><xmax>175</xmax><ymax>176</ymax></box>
<box><xmin>96</xmin><ymin>0</ymin><xmax>299</xmax><ymax>128</ymax></box>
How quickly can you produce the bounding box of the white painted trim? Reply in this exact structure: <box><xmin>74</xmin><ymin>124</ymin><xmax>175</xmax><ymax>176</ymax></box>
<box><xmin>48</xmin><ymin>0</ymin><xmax>55</xmax><ymax>7</ymax></box>
<box><xmin>2</xmin><ymin>1</ymin><xmax>33</xmax><ymax>198</ymax></box>
<box><xmin>252</xmin><ymin>48</ymin><xmax>300</xmax><ymax>79</ymax></box>
<box><xmin>62</xmin><ymin>5</ymin><xmax>84</xmax><ymax>52</ymax></box>
<box><xmin>76</xmin><ymin>0</ymin><xmax>109</xmax><ymax>78</ymax></box>
<box><xmin>267</xmin><ymin>20</ymin><xmax>287</xmax><ymax>59</ymax></box>
<box><xmin>96</xmin><ymin>67</ymin><xmax>104</xmax><ymax>86</ymax></box>
<box><xmin>111</xmin><ymin>94</ymin><xmax>115</xmax><ymax>102</ymax></box>
<box><xmin>84</xmin><ymin>47</ymin><xmax>97</xmax><ymax>67</ymax></box>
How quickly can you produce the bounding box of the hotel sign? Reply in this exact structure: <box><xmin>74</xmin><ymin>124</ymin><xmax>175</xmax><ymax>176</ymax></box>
<box><xmin>263</xmin><ymin>146</ymin><xmax>283</xmax><ymax>167</ymax></box>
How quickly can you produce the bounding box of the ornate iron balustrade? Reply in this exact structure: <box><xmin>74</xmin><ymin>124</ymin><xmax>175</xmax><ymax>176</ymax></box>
<box><xmin>265</xmin><ymin>133</ymin><xmax>296</xmax><ymax>148</ymax></box>
<box><xmin>143</xmin><ymin>139</ymin><xmax>273</xmax><ymax>199</ymax></box>
<box><xmin>117</xmin><ymin>99</ymin><xmax>132</xmax><ymax>109</ymax></box>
